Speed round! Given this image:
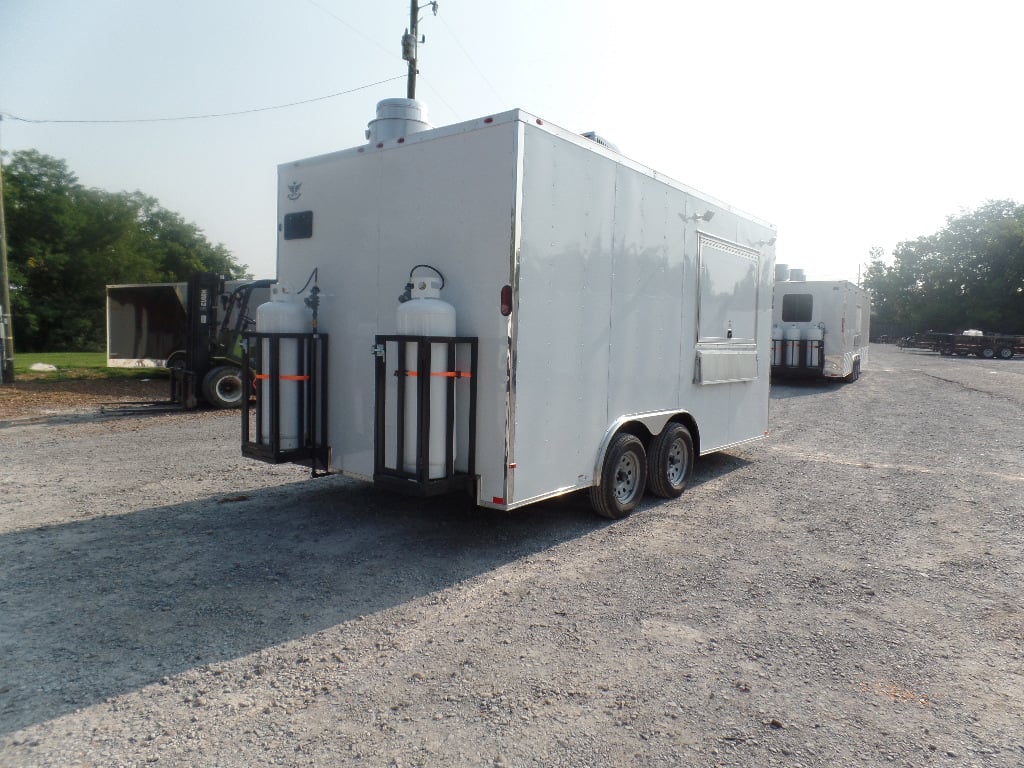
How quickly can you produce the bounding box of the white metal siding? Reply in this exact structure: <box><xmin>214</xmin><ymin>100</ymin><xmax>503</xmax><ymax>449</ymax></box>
<box><xmin>273</xmin><ymin>110</ymin><xmax>775</xmax><ymax>509</ymax></box>
<box><xmin>276</xmin><ymin>121</ymin><xmax>519</xmax><ymax>503</ymax></box>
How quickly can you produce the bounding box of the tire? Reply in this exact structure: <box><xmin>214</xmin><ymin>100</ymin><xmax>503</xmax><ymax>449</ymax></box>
<box><xmin>202</xmin><ymin>365</ymin><xmax>244</xmax><ymax>409</ymax></box>
<box><xmin>646</xmin><ymin>423</ymin><xmax>694</xmax><ymax>499</ymax></box>
<box><xmin>980</xmin><ymin>346</ymin><xmax>995</xmax><ymax>359</ymax></box>
<box><xmin>844</xmin><ymin>359</ymin><xmax>861</xmax><ymax>382</ymax></box>
<box><xmin>998</xmin><ymin>347</ymin><xmax>1014</xmax><ymax>360</ymax></box>
<box><xmin>164</xmin><ymin>350</ymin><xmax>187</xmax><ymax>372</ymax></box>
<box><xmin>589</xmin><ymin>433</ymin><xmax>647</xmax><ymax>520</ymax></box>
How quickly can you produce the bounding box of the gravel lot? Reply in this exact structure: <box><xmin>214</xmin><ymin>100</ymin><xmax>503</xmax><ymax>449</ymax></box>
<box><xmin>1</xmin><ymin>344</ymin><xmax>1022</xmax><ymax>767</ymax></box>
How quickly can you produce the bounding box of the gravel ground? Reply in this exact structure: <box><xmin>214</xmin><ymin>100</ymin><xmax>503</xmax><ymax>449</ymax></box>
<box><xmin>1</xmin><ymin>344</ymin><xmax>1022</xmax><ymax>767</ymax></box>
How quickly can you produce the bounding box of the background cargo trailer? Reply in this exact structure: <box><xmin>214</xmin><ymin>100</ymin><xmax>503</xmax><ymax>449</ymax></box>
<box><xmin>107</xmin><ymin>279</ymin><xmax>270</xmax><ymax>370</ymax></box>
<box><xmin>107</xmin><ymin>276</ymin><xmax>271</xmax><ymax>408</ymax></box>
<box><xmin>771</xmin><ymin>273</ymin><xmax>870</xmax><ymax>381</ymax></box>
<box><xmin>242</xmin><ymin>107</ymin><xmax>777</xmax><ymax>517</ymax></box>
<box><xmin>106</xmin><ymin>282</ymin><xmax>188</xmax><ymax>368</ymax></box>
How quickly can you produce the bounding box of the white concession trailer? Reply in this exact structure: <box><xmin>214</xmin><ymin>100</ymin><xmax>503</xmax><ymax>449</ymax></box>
<box><xmin>242</xmin><ymin>105</ymin><xmax>777</xmax><ymax>518</ymax></box>
<box><xmin>771</xmin><ymin>273</ymin><xmax>870</xmax><ymax>381</ymax></box>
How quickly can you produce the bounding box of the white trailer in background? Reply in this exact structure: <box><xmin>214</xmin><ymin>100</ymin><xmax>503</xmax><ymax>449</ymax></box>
<box><xmin>771</xmin><ymin>271</ymin><xmax>871</xmax><ymax>381</ymax></box>
<box><xmin>242</xmin><ymin>104</ymin><xmax>777</xmax><ymax>518</ymax></box>
<box><xmin>106</xmin><ymin>282</ymin><xmax>188</xmax><ymax>368</ymax></box>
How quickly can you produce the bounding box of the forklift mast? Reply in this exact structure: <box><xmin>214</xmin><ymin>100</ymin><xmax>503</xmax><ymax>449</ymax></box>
<box><xmin>171</xmin><ymin>273</ymin><xmax>275</xmax><ymax>409</ymax></box>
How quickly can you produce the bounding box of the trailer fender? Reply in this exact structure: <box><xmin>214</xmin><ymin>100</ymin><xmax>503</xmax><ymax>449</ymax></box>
<box><xmin>592</xmin><ymin>411</ymin><xmax>699</xmax><ymax>487</ymax></box>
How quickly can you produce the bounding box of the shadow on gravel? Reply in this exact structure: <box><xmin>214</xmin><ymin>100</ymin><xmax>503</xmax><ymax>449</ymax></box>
<box><xmin>0</xmin><ymin>471</ymin><xmax>694</xmax><ymax>734</ymax></box>
<box><xmin>770</xmin><ymin>379</ymin><xmax>846</xmax><ymax>399</ymax></box>
<box><xmin>689</xmin><ymin>451</ymin><xmax>752</xmax><ymax>488</ymax></box>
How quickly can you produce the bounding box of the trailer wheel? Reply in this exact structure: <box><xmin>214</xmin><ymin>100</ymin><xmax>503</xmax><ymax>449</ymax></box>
<box><xmin>998</xmin><ymin>347</ymin><xmax>1014</xmax><ymax>359</ymax></box>
<box><xmin>646</xmin><ymin>423</ymin><xmax>694</xmax><ymax>499</ymax></box>
<box><xmin>202</xmin><ymin>366</ymin><xmax>244</xmax><ymax>409</ymax></box>
<box><xmin>590</xmin><ymin>433</ymin><xmax>647</xmax><ymax>520</ymax></box>
<box><xmin>980</xmin><ymin>346</ymin><xmax>995</xmax><ymax>359</ymax></box>
<box><xmin>844</xmin><ymin>359</ymin><xmax>861</xmax><ymax>382</ymax></box>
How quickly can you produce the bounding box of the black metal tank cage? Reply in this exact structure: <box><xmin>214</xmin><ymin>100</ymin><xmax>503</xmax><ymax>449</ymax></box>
<box><xmin>373</xmin><ymin>334</ymin><xmax>479</xmax><ymax>497</ymax></box>
<box><xmin>771</xmin><ymin>336</ymin><xmax>825</xmax><ymax>377</ymax></box>
<box><xmin>241</xmin><ymin>331</ymin><xmax>330</xmax><ymax>475</ymax></box>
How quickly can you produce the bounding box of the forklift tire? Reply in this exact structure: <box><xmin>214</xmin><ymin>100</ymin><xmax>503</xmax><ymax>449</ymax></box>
<box><xmin>164</xmin><ymin>350</ymin><xmax>187</xmax><ymax>373</ymax></box>
<box><xmin>646</xmin><ymin>423</ymin><xmax>694</xmax><ymax>499</ymax></box>
<box><xmin>202</xmin><ymin>366</ymin><xmax>244</xmax><ymax>409</ymax></box>
<box><xmin>589</xmin><ymin>433</ymin><xmax>647</xmax><ymax>520</ymax></box>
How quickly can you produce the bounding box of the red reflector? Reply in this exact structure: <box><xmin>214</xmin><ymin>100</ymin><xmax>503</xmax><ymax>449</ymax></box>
<box><xmin>376</xmin><ymin>142</ymin><xmax>384</xmax><ymax>148</ymax></box>
<box><xmin>484</xmin><ymin>116</ymin><xmax>494</xmax><ymax>124</ymax></box>
<box><xmin>500</xmin><ymin>284</ymin><xmax>512</xmax><ymax>316</ymax></box>
<box><xmin>397</xmin><ymin>137</ymin><xmax>405</xmax><ymax>143</ymax></box>
<box><xmin>536</xmin><ymin>118</ymin><xmax>544</xmax><ymax>125</ymax></box>
<box><xmin>492</xmin><ymin>497</ymin><xmax>505</xmax><ymax>504</ymax></box>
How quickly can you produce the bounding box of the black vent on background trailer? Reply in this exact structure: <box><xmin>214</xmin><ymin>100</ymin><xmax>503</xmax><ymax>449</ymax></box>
<box><xmin>283</xmin><ymin>211</ymin><xmax>313</xmax><ymax>240</ymax></box>
<box><xmin>781</xmin><ymin>293</ymin><xmax>813</xmax><ymax>322</ymax></box>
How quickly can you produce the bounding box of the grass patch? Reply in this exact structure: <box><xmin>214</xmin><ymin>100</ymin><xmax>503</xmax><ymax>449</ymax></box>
<box><xmin>13</xmin><ymin>352</ymin><xmax>166</xmax><ymax>382</ymax></box>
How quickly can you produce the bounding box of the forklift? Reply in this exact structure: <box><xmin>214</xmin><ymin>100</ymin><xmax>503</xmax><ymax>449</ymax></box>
<box><xmin>169</xmin><ymin>273</ymin><xmax>274</xmax><ymax>409</ymax></box>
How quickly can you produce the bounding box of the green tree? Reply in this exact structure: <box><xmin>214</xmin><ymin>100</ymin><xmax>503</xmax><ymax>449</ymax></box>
<box><xmin>865</xmin><ymin>201</ymin><xmax>1024</xmax><ymax>335</ymax></box>
<box><xmin>3</xmin><ymin>149</ymin><xmax>250</xmax><ymax>351</ymax></box>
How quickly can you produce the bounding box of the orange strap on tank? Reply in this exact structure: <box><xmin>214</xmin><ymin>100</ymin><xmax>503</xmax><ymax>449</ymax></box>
<box><xmin>395</xmin><ymin>370</ymin><xmax>472</xmax><ymax>378</ymax></box>
<box><xmin>253</xmin><ymin>374</ymin><xmax>310</xmax><ymax>381</ymax></box>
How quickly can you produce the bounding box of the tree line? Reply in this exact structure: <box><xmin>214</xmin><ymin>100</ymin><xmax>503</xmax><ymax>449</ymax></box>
<box><xmin>3</xmin><ymin>149</ymin><xmax>249</xmax><ymax>352</ymax></box>
<box><xmin>865</xmin><ymin>200</ymin><xmax>1024</xmax><ymax>337</ymax></box>
<box><xmin>4</xmin><ymin>149</ymin><xmax>1022</xmax><ymax>351</ymax></box>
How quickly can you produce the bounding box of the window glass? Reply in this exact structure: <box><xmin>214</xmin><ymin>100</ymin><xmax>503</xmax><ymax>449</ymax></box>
<box><xmin>283</xmin><ymin>210</ymin><xmax>313</xmax><ymax>240</ymax></box>
<box><xmin>697</xmin><ymin>235</ymin><xmax>759</xmax><ymax>342</ymax></box>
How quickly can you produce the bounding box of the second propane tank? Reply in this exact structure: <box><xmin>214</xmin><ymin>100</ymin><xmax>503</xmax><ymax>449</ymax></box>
<box><xmin>784</xmin><ymin>325</ymin><xmax>802</xmax><ymax>367</ymax></box>
<box><xmin>256</xmin><ymin>283</ymin><xmax>310</xmax><ymax>449</ymax></box>
<box><xmin>771</xmin><ymin>324</ymin><xmax>785</xmax><ymax>367</ymax></box>
<box><xmin>396</xmin><ymin>268</ymin><xmax>456</xmax><ymax>478</ymax></box>
<box><xmin>805</xmin><ymin>324</ymin><xmax>824</xmax><ymax>368</ymax></box>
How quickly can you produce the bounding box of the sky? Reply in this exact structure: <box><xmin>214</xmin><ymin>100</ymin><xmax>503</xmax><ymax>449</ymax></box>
<box><xmin>2</xmin><ymin>0</ymin><xmax>1023</xmax><ymax>282</ymax></box>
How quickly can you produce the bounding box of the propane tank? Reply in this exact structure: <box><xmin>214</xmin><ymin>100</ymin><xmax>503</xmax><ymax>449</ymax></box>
<box><xmin>805</xmin><ymin>324</ymin><xmax>824</xmax><ymax>368</ymax></box>
<box><xmin>256</xmin><ymin>284</ymin><xmax>310</xmax><ymax>450</ymax></box>
<box><xmin>771</xmin><ymin>323</ymin><xmax>785</xmax><ymax>367</ymax></box>
<box><xmin>784</xmin><ymin>325</ymin><xmax>802</xmax><ymax>367</ymax></box>
<box><xmin>396</xmin><ymin>270</ymin><xmax>456</xmax><ymax>478</ymax></box>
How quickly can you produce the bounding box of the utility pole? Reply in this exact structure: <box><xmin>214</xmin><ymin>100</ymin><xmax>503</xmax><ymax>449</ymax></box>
<box><xmin>403</xmin><ymin>1</ymin><xmax>438</xmax><ymax>100</ymax></box>
<box><xmin>0</xmin><ymin>115</ymin><xmax>14</xmax><ymax>384</ymax></box>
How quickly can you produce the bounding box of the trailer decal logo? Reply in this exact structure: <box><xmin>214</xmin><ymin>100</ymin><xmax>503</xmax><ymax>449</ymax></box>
<box><xmin>287</xmin><ymin>182</ymin><xmax>302</xmax><ymax>201</ymax></box>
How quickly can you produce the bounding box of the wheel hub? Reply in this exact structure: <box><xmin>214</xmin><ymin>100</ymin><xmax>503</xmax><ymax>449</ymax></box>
<box><xmin>613</xmin><ymin>453</ymin><xmax>638</xmax><ymax>501</ymax></box>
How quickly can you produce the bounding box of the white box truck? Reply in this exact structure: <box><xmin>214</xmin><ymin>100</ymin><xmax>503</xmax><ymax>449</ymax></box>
<box><xmin>242</xmin><ymin>105</ymin><xmax>777</xmax><ymax>518</ymax></box>
<box><xmin>771</xmin><ymin>272</ymin><xmax>870</xmax><ymax>381</ymax></box>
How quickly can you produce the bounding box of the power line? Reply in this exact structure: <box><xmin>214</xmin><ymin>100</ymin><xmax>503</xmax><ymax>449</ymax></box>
<box><xmin>0</xmin><ymin>75</ymin><xmax>406</xmax><ymax>125</ymax></box>
<box><xmin>438</xmin><ymin>15</ymin><xmax>504</xmax><ymax>105</ymax></box>
<box><xmin>416</xmin><ymin>77</ymin><xmax>460</xmax><ymax>123</ymax></box>
<box><xmin>303</xmin><ymin>0</ymin><xmax>399</xmax><ymax>62</ymax></box>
